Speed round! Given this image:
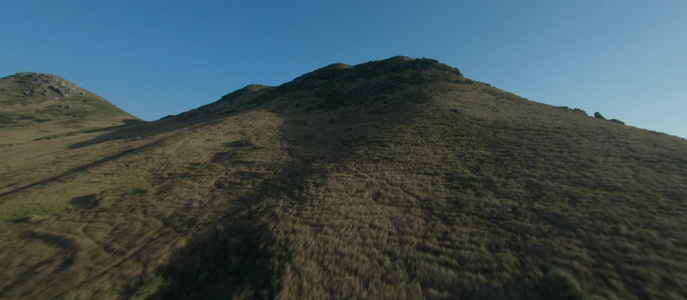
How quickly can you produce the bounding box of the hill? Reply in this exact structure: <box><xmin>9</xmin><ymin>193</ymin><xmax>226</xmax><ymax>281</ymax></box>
<box><xmin>0</xmin><ymin>72</ymin><xmax>140</xmax><ymax>144</ymax></box>
<box><xmin>0</xmin><ymin>57</ymin><xmax>686</xmax><ymax>299</ymax></box>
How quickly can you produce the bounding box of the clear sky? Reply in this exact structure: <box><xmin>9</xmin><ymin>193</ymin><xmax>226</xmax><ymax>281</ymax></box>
<box><xmin>2</xmin><ymin>1</ymin><xmax>686</xmax><ymax>139</ymax></box>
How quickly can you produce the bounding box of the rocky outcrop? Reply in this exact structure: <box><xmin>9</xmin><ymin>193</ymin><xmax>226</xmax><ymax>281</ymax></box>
<box><xmin>6</xmin><ymin>72</ymin><xmax>89</xmax><ymax>99</ymax></box>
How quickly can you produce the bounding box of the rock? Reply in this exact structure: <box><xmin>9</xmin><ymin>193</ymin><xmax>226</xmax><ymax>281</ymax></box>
<box><xmin>560</xmin><ymin>106</ymin><xmax>587</xmax><ymax>115</ymax></box>
<box><xmin>594</xmin><ymin>112</ymin><xmax>605</xmax><ymax>119</ymax></box>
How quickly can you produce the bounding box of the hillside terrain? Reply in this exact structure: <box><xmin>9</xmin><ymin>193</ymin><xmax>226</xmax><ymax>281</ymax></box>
<box><xmin>0</xmin><ymin>57</ymin><xmax>686</xmax><ymax>299</ymax></box>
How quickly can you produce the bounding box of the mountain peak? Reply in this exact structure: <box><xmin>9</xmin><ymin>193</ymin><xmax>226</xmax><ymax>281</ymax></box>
<box><xmin>278</xmin><ymin>56</ymin><xmax>467</xmax><ymax>95</ymax></box>
<box><xmin>360</xmin><ymin>56</ymin><xmax>463</xmax><ymax>76</ymax></box>
<box><xmin>294</xmin><ymin>56</ymin><xmax>462</xmax><ymax>83</ymax></box>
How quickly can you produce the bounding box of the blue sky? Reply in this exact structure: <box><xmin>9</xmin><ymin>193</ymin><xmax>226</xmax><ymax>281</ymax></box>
<box><xmin>2</xmin><ymin>1</ymin><xmax>686</xmax><ymax>139</ymax></box>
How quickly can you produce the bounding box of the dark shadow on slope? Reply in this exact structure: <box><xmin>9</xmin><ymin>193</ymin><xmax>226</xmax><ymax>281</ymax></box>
<box><xmin>243</xmin><ymin>57</ymin><xmax>472</xmax><ymax>199</ymax></box>
<box><xmin>69</xmin><ymin>194</ymin><xmax>98</xmax><ymax>209</ymax></box>
<box><xmin>149</xmin><ymin>217</ymin><xmax>276</xmax><ymax>299</ymax></box>
<box><xmin>67</xmin><ymin>85</ymin><xmax>276</xmax><ymax>150</ymax></box>
<box><xmin>133</xmin><ymin>57</ymin><xmax>476</xmax><ymax>299</ymax></box>
<box><xmin>64</xmin><ymin>109</ymin><xmax>222</xmax><ymax>150</ymax></box>
<box><xmin>145</xmin><ymin>61</ymin><xmax>449</xmax><ymax>299</ymax></box>
<box><xmin>66</xmin><ymin>119</ymin><xmax>180</xmax><ymax>149</ymax></box>
<box><xmin>122</xmin><ymin>119</ymin><xmax>143</xmax><ymax>125</ymax></box>
<box><xmin>0</xmin><ymin>138</ymin><xmax>169</xmax><ymax>201</ymax></box>
<box><xmin>66</xmin><ymin>57</ymin><xmax>467</xmax><ymax>151</ymax></box>
<box><xmin>64</xmin><ymin>110</ymin><xmax>236</xmax><ymax>149</ymax></box>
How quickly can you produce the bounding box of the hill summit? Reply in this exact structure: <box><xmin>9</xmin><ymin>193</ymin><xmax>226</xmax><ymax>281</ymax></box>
<box><xmin>6</xmin><ymin>72</ymin><xmax>87</xmax><ymax>98</ymax></box>
<box><xmin>0</xmin><ymin>57</ymin><xmax>686</xmax><ymax>299</ymax></box>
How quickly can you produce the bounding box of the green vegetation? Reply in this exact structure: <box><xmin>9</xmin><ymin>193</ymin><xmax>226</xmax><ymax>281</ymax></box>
<box><xmin>0</xmin><ymin>58</ymin><xmax>686</xmax><ymax>299</ymax></box>
<box><xmin>542</xmin><ymin>269</ymin><xmax>590</xmax><ymax>300</ymax></box>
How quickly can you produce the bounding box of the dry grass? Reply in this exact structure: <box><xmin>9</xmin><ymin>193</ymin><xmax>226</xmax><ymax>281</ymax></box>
<box><xmin>1</xmin><ymin>57</ymin><xmax>686</xmax><ymax>299</ymax></box>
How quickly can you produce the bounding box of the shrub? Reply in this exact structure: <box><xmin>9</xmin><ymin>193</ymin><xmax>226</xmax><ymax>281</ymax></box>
<box><xmin>542</xmin><ymin>268</ymin><xmax>589</xmax><ymax>300</ymax></box>
<box><xmin>239</xmin><ymin>134</ymin><xmax>257</xmax><ymax>147</ymax></box>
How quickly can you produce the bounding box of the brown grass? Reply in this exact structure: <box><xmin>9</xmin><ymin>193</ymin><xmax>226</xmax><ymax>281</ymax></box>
<box><xmin>1</xmin><ymin>57</ymin><xmax>686</xmax><ymax>299</ymax></box>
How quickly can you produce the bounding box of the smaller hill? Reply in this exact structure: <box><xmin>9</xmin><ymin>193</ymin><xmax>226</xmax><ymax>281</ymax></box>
<box><xmin>0</xmin><ymin>72</ymin><xmax>140</xmax><ymax>143</ymax></box>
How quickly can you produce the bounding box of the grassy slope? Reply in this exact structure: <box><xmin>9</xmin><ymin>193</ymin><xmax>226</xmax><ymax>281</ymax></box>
<box><xmin>0</xmin><ymin>58</ymin><xmax>686</xmax><ymax>299</ymax></box>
